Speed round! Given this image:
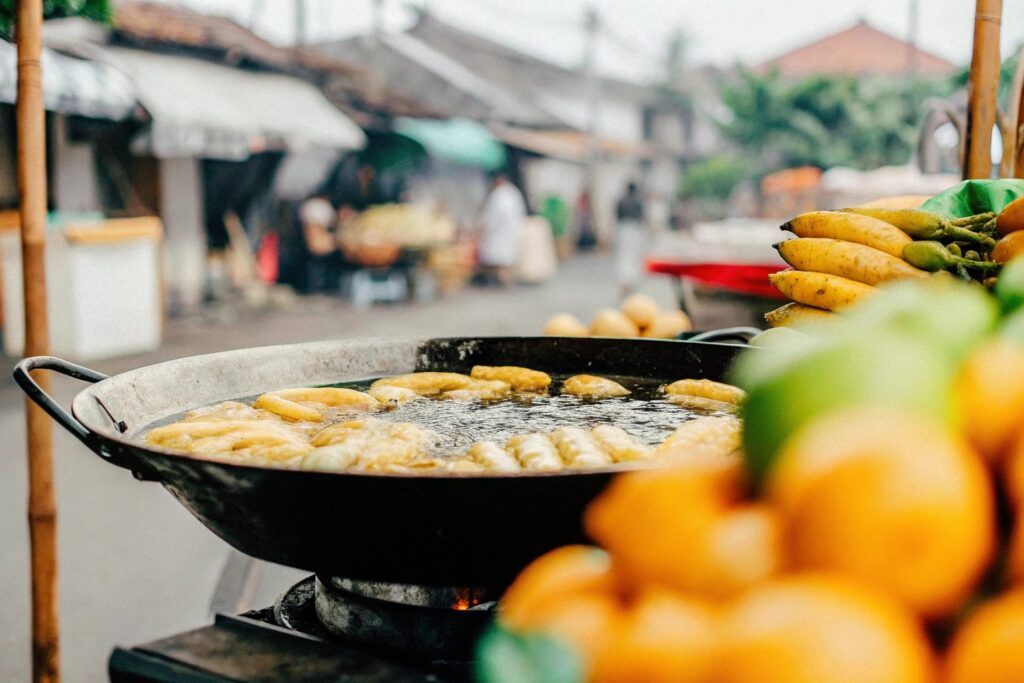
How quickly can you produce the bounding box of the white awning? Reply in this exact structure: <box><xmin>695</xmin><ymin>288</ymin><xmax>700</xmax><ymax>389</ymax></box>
<box><xmin>0</xmin><ymin>40</ymin><xmax>137</xmax><ymax>120</ymax></box>
<box><xmin>104</xmin><ymin>48</ymin><xmax>366</xmax><ymax>160</ymax></box>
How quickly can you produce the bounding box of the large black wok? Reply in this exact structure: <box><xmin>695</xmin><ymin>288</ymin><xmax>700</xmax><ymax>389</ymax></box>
<box><xmin>16</xmin><ymin>336</ymin><xmax>744</xmax><ymax>588</ymax></box>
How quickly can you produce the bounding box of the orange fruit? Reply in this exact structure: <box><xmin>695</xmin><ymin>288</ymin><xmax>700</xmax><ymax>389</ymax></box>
<box><xmin>768</xmin><ymin>408</ymin><xmax>996</xmax><ymax>619</ymax></box>
<box><xmin>591</xmin><ymin>587</ymin><xmax>720</xmax><ymax>683</ymax></box>
<box><xmin>956</xmin><ymin>339</ymin><xmax>1024</xmax><ymax>464</ymax></box>
<box><xmin>861</xmin><ymin>195</ymin><xmax>931</xmax><ymax>209</ymax></box>
<box><xmin>992</xmin><ymin>231</ymin><xmax>1024</xmax><ymax>263</ymax></box>
<box><xmin>944</xmin><ymin>588</ymin><xmax>1024</xmax><ymax>683</ymax></box>
<box><xmin>1007</xmin><ymin>517</ymin><xmax>1024</xmax><ymax>585</ymax></box>
<box><xmin>996</xmin><ymin>195</ymin><xmax>1024</xmax><ymax>235</ymax></box>
<box><xmin>521</xmin><ymin>591</ymin><xmax>622</xmax><ymax>672</ymax></box>
<box><xmin>498</xmin><ymin>545</ymin><xmax>614</xmax><ymax>631</ymax></box>
<box><xmin>1003</xmin><ymin>430</ymin><xmax>1024</xmax><ymax>508</ymax></box>
<box><xmin>720</xmin><ymin>574</ymin><xmax>935</xmax><ymax>683</ymax></box>
<box><xmin>586</xmin><ymin>468</ymin><xmax>781</xmax><ymax>598</ymax></box>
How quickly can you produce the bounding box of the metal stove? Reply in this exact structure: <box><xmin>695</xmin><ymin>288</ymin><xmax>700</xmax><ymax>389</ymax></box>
<box><xmin>108</xmin><ymin>575</ymin><xmax>499</xmax><ymax>682</ymax></box>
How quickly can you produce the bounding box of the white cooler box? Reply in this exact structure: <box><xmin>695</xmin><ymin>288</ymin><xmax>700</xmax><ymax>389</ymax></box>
<box><xmin>2</xmin><ymin>217</ymin><xmax>163</xmax><ymax>361</ymax></box>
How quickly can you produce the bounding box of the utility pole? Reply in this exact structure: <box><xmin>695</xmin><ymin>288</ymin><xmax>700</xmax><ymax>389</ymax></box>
<box><xmin>294</xmin><ymin>0</ymin><xmax>307</xmax><ymax>47</ymax></box>
<box><xmin>372</xmin><ymin>0</ymin><xmax>385</xmax><ymax>44</ymax></box>
<box><xmin>907</xmin><ymin>0</ymin><xmax>919</xmax><ymax>77</ymax></box>
<box><xmin>248</xmin><ymin>0</ymin><xmax>265</xmax><ymax>31</ymax></box>
<box><xmin>582</xmin><ymin>5</ymin><xmax>601</xmax><ymax>241</ymax></box>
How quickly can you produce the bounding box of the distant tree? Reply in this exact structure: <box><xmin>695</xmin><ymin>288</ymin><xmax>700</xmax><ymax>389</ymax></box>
<box><xmin>679</xmin><ymin>154</ymin><xmax>748</xmax><ymax>201</ymax></box>
<box><xmin>0</xmin><ymin>0</ymin><xmax>111</xmax><ymax>37</ymax></box>
<box><xmin>715</xmin><ymin>66</ymin><xmax>954</xmax><ymax>180</ymax></box>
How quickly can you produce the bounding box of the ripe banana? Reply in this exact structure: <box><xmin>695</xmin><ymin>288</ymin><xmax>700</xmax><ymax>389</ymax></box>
<box><xmin>775</xmin><ymin>238</ymin><xmax>927</xmax><ymax>286</ymax></box>
<box><xmin>782</xmin><ymin>211</ymin><xmax>910</xmax><ymax>258</ymax></box>
<box><xmin>764</xmin><ymin>302</ymin><xmax>833</xmax><ymax>328</ymax></box>
<box><xmin>768</xmin><ymin>270</ymin><xmax>875</xmax><ymax>311</ymax></box>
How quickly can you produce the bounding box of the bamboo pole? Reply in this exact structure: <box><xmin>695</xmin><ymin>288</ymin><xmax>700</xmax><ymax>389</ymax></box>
<box><xmin>15</xmin><ymin>1</ymin><xmax>59</xmax><ymax>682</ymax></box>
<box><xmin>963</xmin><ymin>0</ymin><xmax>1003</xmax><ymax>179</ymax></box>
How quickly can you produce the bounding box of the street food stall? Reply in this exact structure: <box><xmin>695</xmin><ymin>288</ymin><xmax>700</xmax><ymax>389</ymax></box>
<box><xmin>12</xmin><ymin>1</ymin><xmax>1024</xmax><ymax>683</ymax></box>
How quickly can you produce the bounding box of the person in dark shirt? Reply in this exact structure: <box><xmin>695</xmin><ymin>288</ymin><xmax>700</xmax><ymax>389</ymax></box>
<box><xmin>615</xmin><ymin>182</ymin><xmax>649</xmax><ymax>299</ymax></box>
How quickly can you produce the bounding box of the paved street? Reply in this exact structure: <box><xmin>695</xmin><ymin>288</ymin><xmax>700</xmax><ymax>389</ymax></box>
<box><xmin>0</xmin><ymin>253</ymin><xmax>749</xmax><ymax>681</ymax></box>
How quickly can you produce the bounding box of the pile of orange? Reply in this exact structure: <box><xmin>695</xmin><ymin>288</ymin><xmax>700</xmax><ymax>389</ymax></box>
<box><xmin>490</xmin><ymin>334</ymin><xmax>1024</xmax><ymax>683</ymax></box>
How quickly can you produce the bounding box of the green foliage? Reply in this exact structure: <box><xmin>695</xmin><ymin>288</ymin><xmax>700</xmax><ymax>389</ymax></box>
<box><xmin>716</xmin><ymin>66</ymin><xmax>955</xmax><ymax>176</ymax></box>
<box><xmin>680</xmin><ymin>154</ymin><xmax>749</xmax><ymax>200</ymax></box>
<box><xmin>949</xmin><ymin>46</ymin><xmax>1020</xmax><ymax>105</ymax></box>
<box><xmin>0</xmin><ymin>0</ymin><xmax>111</xmax><ymax>36</ymax></box>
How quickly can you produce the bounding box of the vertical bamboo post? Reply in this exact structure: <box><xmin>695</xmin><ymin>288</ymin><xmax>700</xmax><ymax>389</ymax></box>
<box><xmin>15</xmin><ymin>1</ymin><xmax>59</xmax><ymax>682</ymax></box>
<box><xmin>963</xmin><ymin>0</ymin><xmax>1002</xmax><ymax>179</ymax></box>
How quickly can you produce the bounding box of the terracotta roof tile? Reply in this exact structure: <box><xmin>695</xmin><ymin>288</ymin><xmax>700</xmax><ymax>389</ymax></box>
<box><xmin>758</xmin><ymin>20</ymin><xmax>957</xmax><ymax>77</ymax></box>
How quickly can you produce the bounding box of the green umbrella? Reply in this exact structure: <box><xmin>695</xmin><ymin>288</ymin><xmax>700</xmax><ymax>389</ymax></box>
<box><xmin>394</xmin><ymin>117</ymin><xmax>507</xmax><ymax>170</ymax></box>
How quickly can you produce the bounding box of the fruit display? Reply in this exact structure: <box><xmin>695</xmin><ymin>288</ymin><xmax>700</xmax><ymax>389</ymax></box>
<box><xmin>479</xmin><ymin>256</ymin><xmax>1024</xmax><ymax>683</ymax></box>
<box><xmin>543</xmin><ymin>294</ymin><xmax>693</xmax><ymax>339</ymax></box>
<box><xmin>766</xmin><ymin>179</ymin><xmax>1024</xmax><ymax>327</ymax></box>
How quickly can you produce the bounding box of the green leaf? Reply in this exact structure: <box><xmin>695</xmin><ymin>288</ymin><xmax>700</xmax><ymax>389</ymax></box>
<box><xmin>0</xmin><ymin>0</ymin><xmax>112</xmax><ymax>35</ymax></box>
<box><xmin>919</xmin><ymin>179</ymin><xmax>1024</xmax><ymax>219</ymax></box>
<box><xmin>476</xmin><ymin>624</ymin><xmax>584</xmax><ymax>683</ymax></box>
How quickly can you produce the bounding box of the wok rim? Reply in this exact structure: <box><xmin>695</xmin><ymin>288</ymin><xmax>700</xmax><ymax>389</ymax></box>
<box><xmin>69</xmin><ymin>335</ymin><xmax>745</xmax><ymax>481</ymax></box>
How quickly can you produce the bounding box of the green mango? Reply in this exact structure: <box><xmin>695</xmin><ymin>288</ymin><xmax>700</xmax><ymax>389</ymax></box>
<box><xmin>733</xmin><ymin>278</ymin><xmax>996</xmax><ymax>395</ymax></box>
<box><xmin>476</xmin><ymin>625</ymin><xmax>582</xmax><ymax>683</ymax></box>
<box><xmin>999</xmin><ymin>307</ymin><xmax>1024</xmax><ymax>345</ymax></box>
<box><xmin>740</xmin><ymin>331</ymin><xmax>956</xmax><ymax>485</ymax></box>
<box><xmin>829</xmin><ymin>278</ymin><xmax>997</xmax><ymax>363</ymax></box>
<box><xmin>995</xmin><ymin>256</ymin><xmax>1024</xmax><ymax>315</ymax></box>
<box><xmin>747</xmin><ymin>327</ymin><xmax>813</xmax><ymax>350</ymax></box>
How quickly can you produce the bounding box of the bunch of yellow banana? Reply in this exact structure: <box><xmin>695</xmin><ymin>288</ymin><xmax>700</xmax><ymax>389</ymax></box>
<box><xmin>765</xmin><ymin>211</ymin><xmax>930</xmax><ymax>327</ymax></box>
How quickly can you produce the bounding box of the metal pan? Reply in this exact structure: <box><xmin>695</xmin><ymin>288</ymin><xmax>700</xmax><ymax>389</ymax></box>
<box><xmin>16</xmin><ymin>336</ymin><xmax>744</xmax><ymax>588</ymax></box>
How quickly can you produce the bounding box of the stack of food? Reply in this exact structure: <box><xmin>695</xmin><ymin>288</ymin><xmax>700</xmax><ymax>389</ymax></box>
<box><xmin>480</xmin><ymin>258</ymin><xmax>1024</xmax><ymax>683</ymax></box>
<box><xmin>426</xmin><ymin>242</ymin><xmax>475</xmax><ymax>293</ymax></box>
<box><xmin>766</xmin><ymin>179</ymin><xmax>1024</xmax><ymax>328</ymax></box>
<box><xmin>347</xmin><ymin>203</ymin><xmax>456</xmax><ymax>249</ymax></box>
<box><xmin>543</xmin><ymin>294</ymin><xmax>693</xmax><ymax>340</ymax></box>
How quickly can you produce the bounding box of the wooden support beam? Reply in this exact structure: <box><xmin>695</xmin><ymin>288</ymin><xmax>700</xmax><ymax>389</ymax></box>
<box><xmin>15</xmin><ymin>0</ymin><xmax>59</xmax><ymax>681</ymax></box>
<box><xmin>964</xmin><ymin>0</ymin><xmax>1003</xmax><ymax>179</ymax></box>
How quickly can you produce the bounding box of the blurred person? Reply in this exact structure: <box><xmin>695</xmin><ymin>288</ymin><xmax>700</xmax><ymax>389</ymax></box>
<box><xmin>614</xmin><ymin>181</ymin><xmax>650</xmax><ymax>299</ymax></box>
<box><xmin>575</xmin><ymin>190</ymin><xmax>597</xmax><ymax>251</ymax></box>
<box><xmin>337</xmin><ymin>163</ymin><xmax>385</xmax><ymax>222</ymax></box>
<box><xmin>475</xmin><ymin>171</ymin><xmax>527</xmax><ymax>286</ymax></box>
<box><xmin>299</xmin><ymin>193</ymin><xmax>341</xmax><ymax>292</ymax></box>
<box><xmin>541</xmin><ymin>192</ymin><xmax>573</xmax><ymax>260</ymax></box>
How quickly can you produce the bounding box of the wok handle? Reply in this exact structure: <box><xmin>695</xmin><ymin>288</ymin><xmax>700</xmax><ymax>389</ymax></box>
<box><xmin>685</xmin><ymin>326</ymin><xmax>762</xmax><ymax>344</ymax></box>
<box><xmin>13</xmin><ymin>356</ymin><xmax>123</xmax><ymax>461</ymax></box>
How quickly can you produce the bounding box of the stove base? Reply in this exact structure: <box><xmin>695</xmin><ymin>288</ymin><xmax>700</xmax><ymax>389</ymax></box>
<box><xmin>108</xmin><ymin>614</ymin><xmax>440</xmax><ymax>682</ymax></box>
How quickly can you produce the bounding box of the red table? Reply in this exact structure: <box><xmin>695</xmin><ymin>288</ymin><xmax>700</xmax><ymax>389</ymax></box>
<box><xmin>646</xmin><ymin>259</ymin><xmax>788</xmax><ymax>317</ymax></box>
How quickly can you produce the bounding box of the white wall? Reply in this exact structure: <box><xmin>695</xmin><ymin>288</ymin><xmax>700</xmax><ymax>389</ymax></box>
<box><xmin>534</xmin><ymin>91</ymin><xmax>645</xmax><ymax>143</ymax></box>
<box><xmin>52</xmin><ymin>116</ymin><xmax>101</xmax><ymax>213</ymax></box>
<box><xmin>159</xmin><ymin>157</ymin><xmax>206</xmax><ymax>310</ymax></box>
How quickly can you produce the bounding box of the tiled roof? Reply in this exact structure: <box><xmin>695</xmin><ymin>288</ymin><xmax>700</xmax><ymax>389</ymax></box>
<box><xmin>758</xmin><ymin>20</ymin><xmax>957</xmax><ymax>77</ymax></box>
<box><xmin>113</xmin><ymin>2</ymin><xmax>436</xmax><ymax>120</ymax></box>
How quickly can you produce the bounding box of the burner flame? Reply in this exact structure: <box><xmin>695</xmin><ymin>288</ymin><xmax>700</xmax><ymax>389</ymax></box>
<box><xmin>453</xmin><ymin>598</ymin><xmax>472</xmax><ymax>611</ymax></box>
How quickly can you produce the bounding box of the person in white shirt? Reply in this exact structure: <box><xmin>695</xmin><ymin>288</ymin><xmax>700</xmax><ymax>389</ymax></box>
<box><xmin>476</xmin><ymin>172</ymin><xmax>527</xmax><ymax>286</ymax></box>
<box><xmin>299</xmin><ymin>194</ymin><xmax>340</xmax><ymax>292</ymax></box>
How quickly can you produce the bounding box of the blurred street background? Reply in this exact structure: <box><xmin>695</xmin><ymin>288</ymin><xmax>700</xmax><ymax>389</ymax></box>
<box><xmin>3</xmin><ymin>0</ymin><xmax>1024</xmax><ymax>679</ymax></box>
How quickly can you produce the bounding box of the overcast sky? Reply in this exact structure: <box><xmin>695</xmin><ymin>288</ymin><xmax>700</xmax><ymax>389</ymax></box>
<box><xmin>153</xmin><ymin>0</ymin><xmax>1024</xmax><ymax>81</ymax></box>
